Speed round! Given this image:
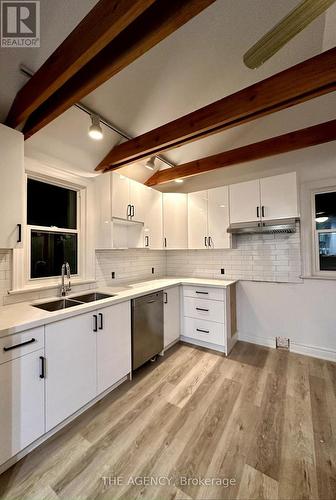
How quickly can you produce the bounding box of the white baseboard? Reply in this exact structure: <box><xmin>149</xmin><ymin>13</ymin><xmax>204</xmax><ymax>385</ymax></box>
<box><xmin>237</xmin><ymin>332</ymin><xmax>336</xmax><ymax>362</ymax></box>
<box><xmin>180</xmin><ymin>335</ymin><xmax>226</xmax><ymax>354</ymax></box>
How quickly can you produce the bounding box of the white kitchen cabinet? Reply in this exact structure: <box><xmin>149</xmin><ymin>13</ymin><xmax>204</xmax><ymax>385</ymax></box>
<box><xmin>97</xmin><ymin>302</ymin><xmax>131</xmax><ymax>394</ymax></box>
<box><xmin>229</xmin><ymin>179</ymin><xmax>260</xmax><ymax>224</ymax></box>
<box><xmin>0</xmin><ymin>124</ymin><xmax>24</xmax><ymax>248</ymax></box>
<box><xmin>0</xmin><ymin>327</ymin><xmax>45</xmax><ymax>466</ymax></box>
<box><xmin>163</xmin><ymin>193</ymin><xmax>188</xmax><ymax>249</ymax></box>
<box><xmin>207</xmin><ymin>186</ymin><xmax>231</xmax><ymax>249</ymax></box>
<box><xmin>260</xmin><ymin>172</ymin><xmax>298</xmax><ymax>220</ymax></box>
<box><xmin>111</xmin><ymin>172</ymin><xmax>131</xmax><ymax>220</ymax></box>
<box><xmin>129</xmin><ymin>179</ymin><xmax>147</xmax><ymax>222</ymax></box>
<box><xmin>94</xmin><ymin>173</ymin><xmax>113</xmax><ymax>249</ymax></box>
<box><xmin>164</xmin><ymin>286</ymin><xmax>180</xmax><ymax>348</ymax></box>
<box><xmin>188</xmin><ymin>188</ymin><xmax>231</xmax><ymax>249</ymax></box>
<box><xmin>188</xmin><ymin>191</ymin><xmax>208</xmax><ymax>249</ymax></box>
<box><xmin>229</xmin><ymin>172</ymin><xmax>298</xmax><ymax>224</ymax></box>
<box><xmin>143</xmin><ymin>187</ymin><xmax>163</xmax><ymax>249</ymax></box>
<box><xmin>45</xmin><ymin>312</ymin><xmax>97</xmax><ymax>431</ymax></box>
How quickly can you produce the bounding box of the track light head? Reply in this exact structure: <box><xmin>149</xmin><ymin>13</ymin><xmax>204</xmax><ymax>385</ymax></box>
<box><xmin>145</xmin><ymin>157</ymin><xmax>156</xmax><ymax>171</ymax></box>
<box><xmin>89</xmin><ymin>114</ymin><xmax>103</xmax><ymax>140</ymax></box>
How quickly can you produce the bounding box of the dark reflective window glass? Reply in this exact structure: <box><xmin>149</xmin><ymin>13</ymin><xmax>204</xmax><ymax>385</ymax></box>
<box><xmin>319</xmin><ymin>233</ymin><xmax>336</xmax><ymax>271</ymax></box>
<box><xmin>27</xmin><ymin>179</ymin><xmax>77</xmax><ymax>229</ymax></box>
<box><xmin>31</xmin><ymin>231</ymin><xmax>77</xmax><ymax>278</ymax></box>
<box><xmin>315</xmin><ymin>192</ymin><xmax>336</xmax><ymax>230</ymax></box>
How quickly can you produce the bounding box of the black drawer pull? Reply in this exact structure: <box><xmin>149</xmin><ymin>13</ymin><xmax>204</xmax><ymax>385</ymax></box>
<box><xmin>195</xmin><ymin>291</ymin><xmax>208</xmax><ymax>295</ymax></box>
<box><xmin>164</xmin><ymin>292</ymin><xmax>168</xmax><ymax>304</ymax></box>
<box><xmin>196</xmin><ymin>307</ymin><xmax>209</xmax><ymax>312</ymax></box>
<box><xmin>196</xmin><ymin>328</ymin><xmax>210</xmax><ymax>334</ymax></box>
<box><xmin>93</xmin><ymin>315</ymin><xmax>98</xmax><ymax>332</ymax></box>
<box><xmin>3</xmin><ymin>338</ymin><xmax>36</xmax><ymax>352</ymax></box>
<box><xmin>17</xmin><ymin>223</ymin><xmax>22</xmax><ymax>243</ymax></box>
<box><xmin>39</xmin><ymin>356</ymin><xmax>46</xmax><ymax>379</ymax></box>
<box><xmin>99</xmin><ymin>313</ymin><xmax>103</xmax><ymax>330</ymax></box>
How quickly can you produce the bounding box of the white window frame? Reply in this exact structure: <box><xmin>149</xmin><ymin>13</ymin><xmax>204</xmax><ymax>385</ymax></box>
<box><xmin>311</xmin><ymin>185</ymin><xmax>336</xmax><ymax>277</ymax></box>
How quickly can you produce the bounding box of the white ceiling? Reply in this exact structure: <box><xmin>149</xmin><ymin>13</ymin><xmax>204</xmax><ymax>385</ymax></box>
<box><xmin>1</xmin><ymin>0</ymin><xmax>335</xmax><ymax>191</ymax></box>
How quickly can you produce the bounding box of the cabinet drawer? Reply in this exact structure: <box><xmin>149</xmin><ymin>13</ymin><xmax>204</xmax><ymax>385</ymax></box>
<box><xmin>183</xmin><ymin>285</ymin><xmax>224</xmax><ymax>302</ymax></box>
<box><xmin>184</xmin><ymin>296</ymin><xmax>224</xmax><ymax>323</ymax></box>
<box><xmin>0</xmin><ymin>327</ymin><xmax>44</xmax><ymax>365</ymax></box>
<box><xmin>183</xmin><ymin>317</ymin><xmax>224</xmax><ymax>346</ymax></box>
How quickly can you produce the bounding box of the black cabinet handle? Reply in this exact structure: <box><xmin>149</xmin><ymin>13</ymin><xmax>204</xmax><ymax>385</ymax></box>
<box><xmin>261</xmin><ymin>205</ymin><xmax>265</xmax><ymax>218</ymax></box>
<box><xmin>145</xmin><ymin>235</ymin><xmax>149</xmax><ymax>247</ymax></box>
<box><xmin>131</xmin><ymin>205</ymin><xmax>135</xmax><ymax>218</ymax></box>
<box><xmin>99</xmin><ymin>313</ymin><xmax>103</xmax><ymax>330</ymax></box>
<box><xmin>257</xmin><ymin>206</ymin><xmax>260</xmax><ymax>218</ymax></box>
<box><xmin>196</xmin><ymin>328</ymin><xmax>210</xmax><ymax>334</ymax></box>
<box><xmin>204</xmin><ymin>236</ymin><xmax>208</xmax><ymax>247</ymax></box>
<box><xmin>164</xmin><ymin>237</ymin><xmax>167</xmax><ymax>248</ymax></box>
<box><xmin>17</xmin><ymin>224</ymin><xmax>22</xmax><ymax>243</ymax></box>
<box><xmin>127</xmin><ymin>204</ymin><xmax>131</xmax><ymax>218</ymax></box>
<box><xmin>164</xmin><ymin>292</ymin><xmax>168</xmax><ymax>304</ymax></box>
<box><xmin>39</xmin><ymin>356</ymin><xmax>46</xmax><ymax>379</ymax></box>
<box><xmin>196</xmin><ymin>307</ymin><xmax>209</xmax><ymax>312</ymax></box>
<box><xmin>3</xmin><ymin>338</ymin><xmax>36</xmax><ymax>352</ymax></box>
<box><xmin>93</xmin><ymin>315</ymin><xmax>98</xmax><ymax>332</ymax></box>
<box><xmin>195</xmin><ymin>291</ymin><xmax>208</xmax><ymax>295</ymax></box>
<box><xmin>208</xmin><ymin>236</ymin><xmax>212</xmax><ymax>247</ymax></box>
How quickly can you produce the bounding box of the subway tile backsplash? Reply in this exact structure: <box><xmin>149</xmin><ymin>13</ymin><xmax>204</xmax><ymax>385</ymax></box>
<box><xmin>0</xmin><ymin>228</ymin><xmax>302</xmax><ymax>307</ymax></box>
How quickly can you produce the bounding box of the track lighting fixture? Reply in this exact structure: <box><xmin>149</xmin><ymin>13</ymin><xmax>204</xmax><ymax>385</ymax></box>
<box><xmin>145</xmin><ymin>157</ymin><xmax>156</xmax><ymax>170</ymax></box>
<box><xmin>88</xmin><ymin>114</ymin><xmax>103</xmax><ymax>140</ymax></box>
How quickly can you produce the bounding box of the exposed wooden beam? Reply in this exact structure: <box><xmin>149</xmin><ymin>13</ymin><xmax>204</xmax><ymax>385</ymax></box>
<box><xmin>145</xmin><ymin>120</ymin><xmax>336</xmax><ymax>186</ymax></box>
<box><xmin>22</xmin><ymin>0</ymin><xmax>216</xmax><ymax>139</ymax></box>
<box><xmin>97</xmin><ymin>47</ymin><xmax>336</xmax><ymax>172</ymax></box>
<box><xmin>6</xmin><ymin>0</ymin><xmax>156</xmax><ymax>129</ymax></box>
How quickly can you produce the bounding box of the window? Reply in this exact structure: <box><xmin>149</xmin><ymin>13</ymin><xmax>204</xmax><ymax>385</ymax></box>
<box><xmin>27</xmin><ymin>179</ymin><xmax>79</xmax><ymax>279</ymax></box>
<box><xmin>313</xmin><ymin>190</ymin><xmax>336</xmax><ymax>273</ymax></box>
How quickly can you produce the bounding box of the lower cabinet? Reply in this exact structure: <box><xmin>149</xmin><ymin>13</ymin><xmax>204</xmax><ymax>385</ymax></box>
<box><xmin>0</xmin><ymin>327</ymin><xmax>45</xmax><ymax>466</ymax></box>
<box><xmin>164</xmin><ymin>286</ymin><xmax>180</xmax><ymax>348</ymax></box>
<box><xmin>97</xmin><ymin>301</ymin><xmax>131</xmax><ymax>394</ymax></box>
<box><xmin>45</xmin><ymin>312</ymin><xmax>97</xmax><ymax>431</ymax></box>
<box><xmin>45</xmin><ymin>302</ymin><xmax>131</xmax><ymax>432</ymax></box>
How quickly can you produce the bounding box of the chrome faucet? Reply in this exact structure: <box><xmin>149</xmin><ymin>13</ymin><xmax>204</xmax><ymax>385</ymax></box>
<box><xmin>61</xmin><ymin>262</ymin><xmax>71</xmax><ymax>296</ymax></box>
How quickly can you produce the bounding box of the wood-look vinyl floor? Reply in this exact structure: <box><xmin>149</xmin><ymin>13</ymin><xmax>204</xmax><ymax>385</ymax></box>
<box><xmin>0</xmin><ymin>341</ymin><xmax>336</xmax><ymax>500</ymax></box>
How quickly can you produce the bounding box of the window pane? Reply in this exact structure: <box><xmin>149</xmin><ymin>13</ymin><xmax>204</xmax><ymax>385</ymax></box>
<box><xmin>31</xmin><ymin>231</ymin><xmax>78</xmax><ymax>279</ymax></box>
<box><xmin>27</xmin><ymin>179</ymin><xmax>77</xmax><ymax>229</ymax></box>
<box><xmin>315</xmin><ymin>191</ymin><xmax>336</xmax><ymax>230</ymax></box>
<box><xmin>319</xmin><ymin>232</ymin><xmax>336</xmax><ymax>271</ymax></box>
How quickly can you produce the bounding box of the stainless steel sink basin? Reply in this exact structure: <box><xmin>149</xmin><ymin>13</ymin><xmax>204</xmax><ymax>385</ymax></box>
<box><xmin>33</xmin><ymin>299</ymin><xmax>84</xmax><ymax>312</ymax></box>
<box><xmin>70</xmin><ymin>292</ymin><xmax>115</xmax><ymax>302</ymax></box>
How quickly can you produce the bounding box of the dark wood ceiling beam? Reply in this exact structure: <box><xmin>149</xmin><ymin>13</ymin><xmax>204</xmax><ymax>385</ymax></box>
<box><xmin>97</xmin><ymin>47</ymin><xmax>336</xmax><ymax>172</ymax></box>
<box><xmin>6</xmin><ymin>0</ymin><xmax>157</xmax><ymax>129</ymax></box>
<box><xmin>145</xmin><ymin>120</ymin><xmax>336</xmax><ymax>186</ymax></box>
<box><xmin>21</xmin><ymin>0</ymin><xmax>216</xmax><ymax>139</ymax></box>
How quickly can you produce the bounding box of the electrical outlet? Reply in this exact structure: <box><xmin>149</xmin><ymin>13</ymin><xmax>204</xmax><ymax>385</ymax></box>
<box><xmin>276</xmin><ymin>336</ymin><xmax>290</xmax><ymax>350</ymax></box>
<box><xmin>152</xmin><ymin>267</ymin><xmax>155</xmax><ymax>274</ymax></box>
<box><xmin>111</xmin><ymin>271</ymin><xmax>115</xmax><ymax>279</ymax></box>
<box><xmin>221</xmin><ymin>268</ymin><xmax>225</xmax><ymax>275</ymax></box>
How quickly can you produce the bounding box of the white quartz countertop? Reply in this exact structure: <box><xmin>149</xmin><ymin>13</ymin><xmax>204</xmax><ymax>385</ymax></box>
<box><xmin>0</xmin><ymin>277</ymin><xmax>236</xmax><ymax>338</ymax></box>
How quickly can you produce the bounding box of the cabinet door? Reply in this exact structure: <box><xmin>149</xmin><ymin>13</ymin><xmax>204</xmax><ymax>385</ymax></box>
<box><xmin>143</xmin><ymin>187</ymin><xmax>163</xmax><ymax>249</ymax></box>
<box><xmin>111</xmin><ymin>172</ymin><xmax>130</xmax><ymax>219</ymax></box>
<box><xmin>260</xmin><ymin>172</ymin><xmax>298</xmax><ymax>220</ymax></box>
<box><xmin>0</xmin><ymin>348</ymin><xmax>45</xmax><ymax>465</ymax></box>
<box><xmin>229</xmin><ymin>180</ymin><xmax>260</xmax><ymax>223</ymax></box>
<box><xmin>0</xmin><ymin>124</ymin><xmax>24</xmax><ymax>248</ymax></box>
<box><xmin>45</xmin><ymin>313</ymin><xmax>97</xmax><ymax>431</ymax></box>
<box><xmin>130</xmin><ymin>179</ymin><xmax>146</xmax><ymax>222</ymax></box>
<box><xmin>208</xmin><ymin>186</ymin><xmax>231</xmax><ymax>249</ymax></box>
<box><xmin>164</xmin><ymin>287</ymin><xmax>180</xmax><ymax>348</ymax></box>
<box><xmin>163</xmin><ymin>193</ymin><xmax>188</xmax><ymax>249</ymax></box>
<box><xmin>188</xmin><ymin>191</ymin><xmax>208</xmax><ymax>249</ymax></box>
<box><xmin>97</xmin><ymin>302</ymin><xmax>131</xmax><ymax>394</ymax></box>
<box><xmin>94</xmin><ymin>172</ymin><xmax>113</xmax><ymax>249</ymax></box>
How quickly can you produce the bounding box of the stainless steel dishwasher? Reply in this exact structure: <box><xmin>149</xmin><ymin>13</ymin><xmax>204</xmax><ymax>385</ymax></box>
<box><xmin>131</xmin><ymin>291</ymin><xmax>164</xmax><ymax>370</ymax></box>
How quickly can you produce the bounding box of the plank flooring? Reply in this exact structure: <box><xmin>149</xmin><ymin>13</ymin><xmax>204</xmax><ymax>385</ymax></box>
<box><xmin>0</xmin><ymin>341</ymin><xmax>336</xmax><ymax>500</ymax></box>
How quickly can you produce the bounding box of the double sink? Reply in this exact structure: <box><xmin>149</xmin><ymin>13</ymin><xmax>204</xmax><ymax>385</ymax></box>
<box><xmin>33</xmin><ymin>292</ymin><xmax>115</xmax><ymax>312</ymax></box>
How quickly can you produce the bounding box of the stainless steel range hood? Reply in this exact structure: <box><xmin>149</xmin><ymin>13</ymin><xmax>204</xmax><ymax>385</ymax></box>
<box><xmin>227</xmin><ymin>218</ymin><xmax>298</xmax><ymax>235</ymax></box>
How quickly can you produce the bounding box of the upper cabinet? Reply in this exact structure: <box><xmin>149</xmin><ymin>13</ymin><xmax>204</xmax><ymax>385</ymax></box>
<box><xmin>0</xmin><ymin>124</ymin><xmax>24</xmax><ymax>248</ymax></box>
<box><xmin>111</xmin><ymin>172</ymin><xmax>130</xmax><ymax>220</ymax></box>
<box><xmin>163</xmin><ymin>193</ymin><xmax>188</xmax><ymax>249</ymax></box>
<box><xmin>143</xmin><ymin>187</ymin><xmax>163</xmax><ymax>249</ymax></box>
<box><xmin>229</xmin><ymin>172</ymin><xmax>298</xmax><ymax>224</ymax></box>
<box><xmin>188</xmin><ymin>187</ymin><xmax>231</xmax><ymax>249</ymax></box>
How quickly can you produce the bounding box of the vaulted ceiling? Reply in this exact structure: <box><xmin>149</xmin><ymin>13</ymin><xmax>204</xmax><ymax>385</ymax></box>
<box><xmin>1</xmin><ymin>0</ymin><xmax>335</xmax><ymax>191</ymax></box>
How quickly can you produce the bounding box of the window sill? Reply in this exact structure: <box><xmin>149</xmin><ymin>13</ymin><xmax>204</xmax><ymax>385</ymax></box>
<box><xmin>300</xmin><ymin>275</ymin><xmax>336</xmax><ymax>281</ymax></box>
<box><xmin>8</xmin><ymin>279</ymin><xmax>97</xmax><ymax>296</ymax></box>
